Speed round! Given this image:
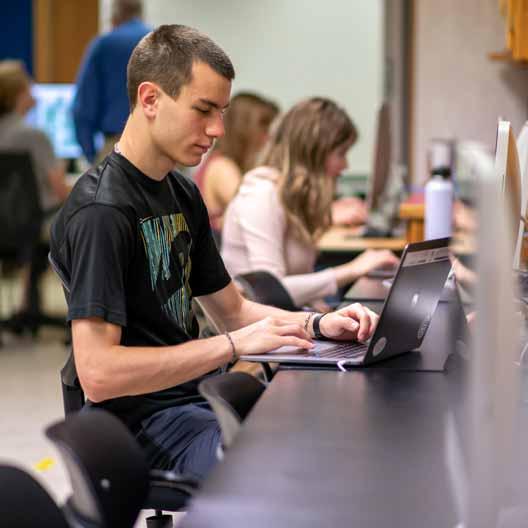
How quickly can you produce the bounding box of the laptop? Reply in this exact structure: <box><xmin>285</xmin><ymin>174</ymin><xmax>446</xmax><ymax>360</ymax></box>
<box><xmin>240</xmin><ymin>237</ymin><xmax>453</xmax><ymax>369</ymax></box>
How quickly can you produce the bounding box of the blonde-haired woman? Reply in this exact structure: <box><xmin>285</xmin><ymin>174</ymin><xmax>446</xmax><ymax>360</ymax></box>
<box><xmin>195</xmin><ymin>92</ymin><xmax>279</xmax><ymax>234</ymax></box>
<box><xmin>222</xmin><ymin>97</ymin><xmax>398</xmax><ymax>309</ymax></box>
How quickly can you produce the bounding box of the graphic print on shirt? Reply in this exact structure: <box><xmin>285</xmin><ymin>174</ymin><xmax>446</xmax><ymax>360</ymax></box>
<box><xmin>140</xmin><ymin>213</ymin><xmax>193</xmax><ymax>335</ymax></box>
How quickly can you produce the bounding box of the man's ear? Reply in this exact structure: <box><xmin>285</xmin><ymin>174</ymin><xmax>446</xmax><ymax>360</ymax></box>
<box><xmin>137</xmin><ymin>82</ymin><xmax>160</xmax><ymax>118</ymax></box>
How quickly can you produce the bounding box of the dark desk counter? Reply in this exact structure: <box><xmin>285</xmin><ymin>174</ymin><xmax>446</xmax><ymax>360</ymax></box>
<box><xmin>181</xmin><ymin>370</ymin><xmax>462</xmax><ymax>528</ymax></box>
<box><xmin>181</xmin><ymin>275</ymin><xmax>527</xmax><ymax>527</ymax></box>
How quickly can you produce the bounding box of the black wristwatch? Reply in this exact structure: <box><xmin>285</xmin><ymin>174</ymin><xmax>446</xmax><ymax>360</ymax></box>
<box><xmin>312</xmin><ymin>313</ymin><xmax>329</xmax><ymax>340</ymax></box>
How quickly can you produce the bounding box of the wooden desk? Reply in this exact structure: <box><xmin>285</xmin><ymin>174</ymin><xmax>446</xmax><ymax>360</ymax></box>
<box><xmin>318</xmin><ymin>226</ymin><xmax>474</xmax><ymax>256</ymax></box>
<box><xmin>317</xmin><ymin>226</ymin><xmax>406</xmax><ymax>253</ymax></box>
<box><xmin>181</xmin><ymin>365</ymin><xmax>528</xmax><ymax>528</ymax></box>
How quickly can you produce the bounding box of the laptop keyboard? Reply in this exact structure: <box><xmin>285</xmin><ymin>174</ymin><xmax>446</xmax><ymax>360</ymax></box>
<box><xmin>315</xmin><ymin>342</ymin><xmax>368</xmax><ymax>359</ymax></box>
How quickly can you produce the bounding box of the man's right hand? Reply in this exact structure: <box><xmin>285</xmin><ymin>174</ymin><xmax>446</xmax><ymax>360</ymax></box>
<box><xmin>229</xmin><ymin>316</ymin><xmax>313</xmax><ymax>356</ymax></box>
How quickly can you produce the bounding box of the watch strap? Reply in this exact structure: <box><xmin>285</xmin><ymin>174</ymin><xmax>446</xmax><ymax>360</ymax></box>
<box><xmin>312</xmin><ymin>313</ymin><xmax>329</xmax><ymax>340</ymax></box>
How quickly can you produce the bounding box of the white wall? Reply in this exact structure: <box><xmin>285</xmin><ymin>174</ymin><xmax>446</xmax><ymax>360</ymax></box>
<box><xmin>413</xmin><ymin>0</ymin><xmax>528</xmax><ymax>184</ymax></box>
<box><xmin>138</xmin><ymin>0</ymin><xmax>384</xmax><ymax>177</ymax></box>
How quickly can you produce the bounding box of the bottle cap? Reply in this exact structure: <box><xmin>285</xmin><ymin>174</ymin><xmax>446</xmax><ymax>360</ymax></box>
<box><xmin>431</xmin><ymin>165</ymin><xmax>451</xmax><ymax>178</ymax></box>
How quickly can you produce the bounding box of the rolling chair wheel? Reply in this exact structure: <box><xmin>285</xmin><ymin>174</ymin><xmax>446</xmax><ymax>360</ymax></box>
<box><xmin>146</xmin><ymin>512</ymin><xmax>173</xmax><ymax>528</ymax></box>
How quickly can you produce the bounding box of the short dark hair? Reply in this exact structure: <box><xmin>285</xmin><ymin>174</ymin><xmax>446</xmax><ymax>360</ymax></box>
<box><xmin>127</xmin><ymin>24</ymin><xmax>235</xmax><ymax>109</ymax></box>
<box><xmin>112</xmin><ymin>0</ymin><xmax>143</xmax><ymax>25</ymax></box>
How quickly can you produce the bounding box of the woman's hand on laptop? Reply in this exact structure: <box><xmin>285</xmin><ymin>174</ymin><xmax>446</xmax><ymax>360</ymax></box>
<box><xmin>331</xmin><ymin>196</ymin><xmax>368</xmax><ymax>226</ymax></box>
<box><xmin>333</xmin><ymin>249</ymin><xmax>400</xmax><ymax>286</ymax></box>
<box><xmin>348</xmin><ymin>249</ymin><xmax>400</xmax><ymax>277</ymax></box>
<box><xmin>450</xmin><ymin>255</ymin><xmax>476</xmax><ymax>290</ymax></box>
<box><xmin>318</xmin><ymin>303</ymin><xmax>379</xmax><ymax>342</ymax></box>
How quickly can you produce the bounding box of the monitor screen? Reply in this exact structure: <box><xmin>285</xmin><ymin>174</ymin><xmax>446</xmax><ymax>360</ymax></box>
<box><xmin>367</xmin><ymin>101</ymin><xmax>391</xmax><ymax>210</ymax></box>
<box><xmin>25</xmin><ymin>84</ymin><xmax>82</xmax><ymax>160</ymax></box>
<box><xmin>495</xmin><ymin>120</ymin><xmax>522</xmax><ymax>263</ymax></box>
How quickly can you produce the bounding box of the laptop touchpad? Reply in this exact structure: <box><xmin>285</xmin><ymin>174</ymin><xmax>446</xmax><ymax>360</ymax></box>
<box><xmin>269</xmin><ymin>340</ymin><xmax>340</xmax><ymax>355</ymax></box>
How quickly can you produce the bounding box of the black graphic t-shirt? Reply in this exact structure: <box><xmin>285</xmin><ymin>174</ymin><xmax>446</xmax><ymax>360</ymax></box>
<box><xmin>50</xmin><ymin>152</ymin><xmax>231</xmax><ymax>427</ymax></box>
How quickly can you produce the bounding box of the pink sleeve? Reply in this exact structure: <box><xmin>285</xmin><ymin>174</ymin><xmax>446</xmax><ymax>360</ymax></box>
<box><xmin>236</xmin><ymin>180</ymin><xmax>338</xmax><ymax>306</ymax></box>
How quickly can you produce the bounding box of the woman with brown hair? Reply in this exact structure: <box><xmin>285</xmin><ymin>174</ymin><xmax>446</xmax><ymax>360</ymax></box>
<box><xmin>194</xmin><ymin>91</ymin><xmax>279</xmax><ymax>234</ymax></box>
<box><xmin>221</xmin><ymin>97</ymin><xmax>398</xmax><ymax>309</ymax></box>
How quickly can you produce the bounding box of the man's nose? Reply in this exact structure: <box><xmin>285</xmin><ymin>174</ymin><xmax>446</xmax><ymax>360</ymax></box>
<box><xmin>206</xmin><ymin>113</ymin><xmax>225</xmax><ymax>138</ymax></box>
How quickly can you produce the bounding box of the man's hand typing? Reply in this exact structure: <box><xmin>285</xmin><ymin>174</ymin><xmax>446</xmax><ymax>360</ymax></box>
<box><xmin>318</xmin><ymin>303</ymin><xmax>379</xmax><ymax>342</ymax></box>
<box><xmin>229</xmin><ymin>316</ymin><xmax>313</xmax><ymax>357</ymax></box>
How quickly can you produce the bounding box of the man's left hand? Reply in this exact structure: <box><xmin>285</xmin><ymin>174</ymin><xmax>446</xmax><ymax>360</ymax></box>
<box><xmin>318</xmin><ymin>303</ymin><xmax>379</xmax><ymax>342</ymax></box>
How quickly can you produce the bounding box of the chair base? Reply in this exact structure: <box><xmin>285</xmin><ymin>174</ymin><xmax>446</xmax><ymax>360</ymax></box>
<box><xmin>146</xmin><ymin>511</ymin><xmax>173</xmax><ymax>528</ymax></box>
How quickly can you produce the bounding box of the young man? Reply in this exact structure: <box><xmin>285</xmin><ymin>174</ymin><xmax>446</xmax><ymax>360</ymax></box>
<box><xmin>50</xmin><ymin>25</ymin><xmax>378</xmax><ymax>481</ymax></box>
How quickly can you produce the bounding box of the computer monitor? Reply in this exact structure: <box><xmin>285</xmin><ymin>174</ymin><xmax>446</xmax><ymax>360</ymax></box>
<box><xmin>516</xmin><ymin>121</ymin><xmax>528</xmax><ymax>216</ymax></box>
<box><xmin>494</xmin><ymin>120</ymin><xmax>523</xmax><ymax>266</ymax></box>
<box><xmin>367</xmin><ymin>101</ymin><xmax>391</xmax><ymax>211</ymax></box>
<box><xmin>25</xmin><ymin>83</ymin><xmax>82</xmax><ymax>160</ymax></box>
<box><xmin>466</xmin><ymin>141</ymin><xmax>520</xmax><ymax>525</ymax></box>
<box><xmin>444</xmin><ymin>142</ymin><xmax>521</xmax><ymax>525</ymax></box>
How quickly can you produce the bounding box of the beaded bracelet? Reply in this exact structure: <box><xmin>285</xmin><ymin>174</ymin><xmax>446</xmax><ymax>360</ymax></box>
<box><xmin>224</xmin><ymin>332</ymin><xmax>237</xmax><ymax>364</ymax></box>
<box><xmin>304</xmin><ymin>312</ymin><xmax>316</xmax><ymax>335</ymax></box>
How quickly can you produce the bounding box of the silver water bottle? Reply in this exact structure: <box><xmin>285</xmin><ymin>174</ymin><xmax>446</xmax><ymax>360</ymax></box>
<box><xmin>424</xmin><ymin>167</ymin><xmax>454</xmax><ymax>240</ymax></box>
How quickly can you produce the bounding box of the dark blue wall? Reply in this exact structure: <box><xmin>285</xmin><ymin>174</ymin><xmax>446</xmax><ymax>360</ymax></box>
<box><xmin>1</xmin><ymin>1</ymin><xmax>33</xmax><ymax>74</ymax></box>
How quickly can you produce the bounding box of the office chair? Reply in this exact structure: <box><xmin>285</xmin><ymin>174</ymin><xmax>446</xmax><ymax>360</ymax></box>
<box><xmin>234</xmin><ymin>270</ymin><xmax>341</xmax><ymax>311</ymax></box>
<box><xmin>46</xmin><ymin>409</ymin><xmax>198</xmax><ymax>528</ymax></box>
<box><xmin>0</xmin><ymin>464</ymin><xmax>70</xmax><ymax>528</ymax></box>
<box><xmin>234</xmin><ymin>270</ymin><xmax>298</xmax><ymax>311</ymax></box>
<box><xmin>198</xmin><ymin>371</ymin><xmax>266</xmax><ymax>450</ymax></box>
<box><xmin>0</xmin><ymin>151</ymin><xmax>65</xmax><ymax>339</ymax></box>
<box><xmin>48</xmin><ymin>254</ymin><xmax>199</xmax><ymax>527</ymax></box>
<box><xmin>0</xmin><ymin>151</ymin><xmax>41</xmax><ymax>340</ymax></box>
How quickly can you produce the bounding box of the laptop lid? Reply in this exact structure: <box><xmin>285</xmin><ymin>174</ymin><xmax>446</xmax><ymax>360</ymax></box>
<box><xmin>363</xmin><ymin>237</ymin><xmax>452</xmax><ymax>365</ymax></box>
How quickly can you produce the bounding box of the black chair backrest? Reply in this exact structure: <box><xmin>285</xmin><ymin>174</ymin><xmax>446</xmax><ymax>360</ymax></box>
<box><xmin>48</xmin><ymin>252</ymin><xmax>86</xmax><ymax>416</ymax></box>
<box><xmin>60</xmin><ymin>353</ymin><xmax>85</xmax><ymax>415</ymax></box>
<box><xmin>0</xmin><ymin>151</ymin><xmax>42</xmax><ymax>254</ymax></box>
<box><xmin>199</xmin><ymin>372</ymin><xmax>266</xmax><ymax>449</ymax></box>
<box><xmin>46</xmin><ymin>409</ymin><xmax>150</xmax><ymax>528</ymax></box>
<box><xmin>234</xmin><ymin>270</ymin><xmax>297</xmax><ymax>311</ymax></box>
<box><xmin>0</xmin><ymin>464</ymin><xmax>70</xmax><ymax>528</ymax></box>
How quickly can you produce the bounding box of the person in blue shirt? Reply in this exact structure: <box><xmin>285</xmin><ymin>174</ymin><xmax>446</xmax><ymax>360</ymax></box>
<box><xmin>73</xmin><ymin>0</ymin><xmax>149</xmax><ymax>163</ymax></box>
